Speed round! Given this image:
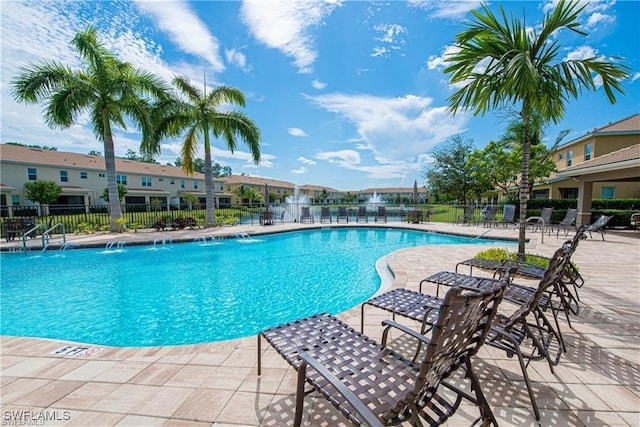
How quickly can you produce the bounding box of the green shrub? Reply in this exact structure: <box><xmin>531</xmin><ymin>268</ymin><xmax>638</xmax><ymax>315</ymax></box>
<box><xmin>475</xmin><ymin>248</ymin><xmax>550</xmax><ymax>268</ymax></box>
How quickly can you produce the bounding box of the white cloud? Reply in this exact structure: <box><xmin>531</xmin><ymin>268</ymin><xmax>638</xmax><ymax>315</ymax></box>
<box><xmin>312</xmin><ymin>79</ymin><xmax>327</xmax><ymax>89</ymax></box>
<box><xmin>315</xmin><ymin>150</ymin><xmax>361</xmax><ymax>165</ymax></box>
<box><xmin>408</xmin><ymin>0</ymin><xmax>482</xmax><ymax>19</ymax></box>
<box><xmin>371</xmin><ymin>47</ymin><xmax>389</xmax><ymax>58</ymax></box>
<box><xmin>225</xmin><ymin>48</ymin><xmax>251</xmax><ymax>72</ymax></box>
<box><xmin>372</xmin><ymin>23</ymin><xmax>406</xmax><ymax>58</ymax></box>
<box><xmin>631</xmin><ymin>72</ymin><xmax>640</xmax><ymax>83</ymax></box>
<box><xmin>297</xmin><ymin>156</ymin><xmax>316</xmax><ymax>165</ymax></box>
<box><xmin>240</xmin><ymin>0</ymin><xmax>342</xmax><ymax>73</ymax></box>
<box><xmin>564</xmin><ymin>45</ymin><xmax>598</xmax><ymax>61</ymax></box>
<box><xmin>135</xmin><ymin>0</ymin><xmax>225</xmax><ymax>72</ymax></box>
<box><xmin>288</xmin><ymin>128</ymin><xmax>308</xmax><ymax>137</ymax></box>
<box><xmin>291</xmin><ymin>166</ymin><xmax>309</xmax><ymax>174</ymax></box>
<box><xmin>427</xmin><ymin>45</ymin><xmax>459</xmax><ymax>70</ymax></box>
<box><xmin>307</xmin><ymin>93</ymin><xmax>469</xmax><ymax>162</ymax></box>
<box><xmin>585</xmin><ymin>12</ymin><xmax>615</xmax><ymax>28</ymax></box>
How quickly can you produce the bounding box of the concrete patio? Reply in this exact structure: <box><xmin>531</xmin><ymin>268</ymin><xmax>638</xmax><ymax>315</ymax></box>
<box><xmin>1</xmin><ymin>222</ymin><xmax>639</xmax><ymax>426</ymax></box>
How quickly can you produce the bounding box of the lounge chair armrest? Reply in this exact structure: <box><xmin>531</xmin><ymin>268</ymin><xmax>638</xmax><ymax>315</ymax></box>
<box><xmin>381</xmin><ymin>319</ymin><xmax>432</xmax><ymax>347</ymax></box>
<box><xmin>297</xmin><ymin>352</ymin><xmax>384</xmax><ymax>427</ymax></box>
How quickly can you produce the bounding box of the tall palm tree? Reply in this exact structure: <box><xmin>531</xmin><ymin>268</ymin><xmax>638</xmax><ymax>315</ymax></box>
<box><xmin>444</xmin><ymin>0</ymin><xmax>629</xmax><ymax>255</ymax></box>
<box><xmin>11</xmin><ymin>27</ymin><xmax>170</xmax><ymax>232</ymax></box>
<box><xmin>147</xmin><ymin>76</ymin><xmax>260</xmax><ymax>227</ymax></box>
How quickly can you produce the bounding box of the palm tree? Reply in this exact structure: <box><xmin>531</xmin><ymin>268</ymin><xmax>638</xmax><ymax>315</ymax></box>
<box><xmin>147</xmin><ymin>76</ymin><xmax>260</xmax><ymax>227</ymax></box>
<box><xmin>11</xmin><ymin>27</ymin><xmax>170</xmax><ymax>232</ymax></box>
<box><xmin>444</xmin><ymin>0</ymin><xmax>629</xmax><ymax>255</ymax></box>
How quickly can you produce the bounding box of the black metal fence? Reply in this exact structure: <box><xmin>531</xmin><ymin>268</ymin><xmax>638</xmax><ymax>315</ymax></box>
<box><xmin>1</xmin><ymin>201</ymin><xmax>634</xmax><ymax>235</ymax></box>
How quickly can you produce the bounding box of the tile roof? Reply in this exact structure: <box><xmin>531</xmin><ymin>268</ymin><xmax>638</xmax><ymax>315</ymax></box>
<box><xmin>559</xmin><ymin>113</ymin><xmax>640</xmax><ymax>148</ymax></box>
<box><xmin>559</xmin><ymin>143</ymin><xmax>640</xmax><ymax>172</ymax></box>
<box><xmin>0</xmin><ymin>144</ymin><xmax>205</xmax><ymax>179</ymax></box>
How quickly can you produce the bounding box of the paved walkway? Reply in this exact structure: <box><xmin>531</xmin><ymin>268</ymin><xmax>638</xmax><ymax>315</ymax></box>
<box><xmin>1</xmin><ymin>222</ymin><xmax>639</xmax><ymax>426</ymax></box>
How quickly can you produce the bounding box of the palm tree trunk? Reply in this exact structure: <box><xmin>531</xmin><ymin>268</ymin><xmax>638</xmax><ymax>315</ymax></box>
<box><xmin>102</xmin><ymin>116</ymin><xmax>123</xmax><ymax>232</ymax></box>
<box><xmin>202</xmin><ymin>130</ymin><xmax>217</xmax><ymax>227</ymax></box>
<box><xmin>518</xmin><ymin>109</ymin><xmax>531</xmax><ymax>258</ymax></box>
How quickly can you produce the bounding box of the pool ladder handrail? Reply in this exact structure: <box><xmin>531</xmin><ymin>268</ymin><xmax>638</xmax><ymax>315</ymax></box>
<box><xmin>21</xmin><ymin>223</ymin><xmax>46</xmax><ymax>252</ymax></box>
<box><xmin>41</xmin><ymin>223</ymin><xmax>66</xmax><ymax>252</ymax></box>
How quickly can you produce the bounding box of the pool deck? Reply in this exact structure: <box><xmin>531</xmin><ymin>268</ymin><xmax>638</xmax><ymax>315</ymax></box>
<box><xmin>1</xmin><ymin>222</ymin><xmax>639</xmax><ymax>426</ymax></box>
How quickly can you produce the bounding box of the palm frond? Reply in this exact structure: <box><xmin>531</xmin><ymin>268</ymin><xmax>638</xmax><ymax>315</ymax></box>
<box><xmin>173</xmin><ymin>76</ymin><xmax>202</xmax><ymax>103</ymax></box>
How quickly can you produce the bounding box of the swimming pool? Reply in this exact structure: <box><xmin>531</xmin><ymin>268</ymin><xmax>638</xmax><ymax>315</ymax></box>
<box><xmin>0</xmin><ymin>227</ymin><xmax>509</xmax><ymax>346</ymax></box>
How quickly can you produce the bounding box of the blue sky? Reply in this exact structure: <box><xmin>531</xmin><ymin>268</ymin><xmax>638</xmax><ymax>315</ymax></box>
<box><xmin>1</xmin><ymin>0</ymin><xmax>639</xmax><ymax>191</ymax></box>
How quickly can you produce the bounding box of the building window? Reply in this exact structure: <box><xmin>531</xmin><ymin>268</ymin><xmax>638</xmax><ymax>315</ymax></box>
<box><xmin>567</xmin><ymin>150</ymin><xmax>573</xmax><ymax>167</ymax></box>
<box><xmin>585</xmin><ymin>143</ymin><xmax>592</xmax><ymax>161</ymax></box>
<box><xmin>180</xmin><ymin>180</ymin><xmax>185</xmax><ymax>189</ymax></box>
<box><xmin>99</xmin><ymin>173</ymin><xmax>105</xmax><ymax>178</ymax></box>
<box><xmin>116</xmin><ymin>175</ymin><xmax>127</xmax><ymax>185</ymax></box>
<box><xmin>159</xmin><ymin>178</ymin><xmax>164</xmax><ymax>182</ymax></box>
<box><xmin>11</xmin><ymin>195</ymin><xmax>20</xmax><ymax>206</ymax></box>
<box><xmin>60</xmin><ymin>170</ymin><xmax>68</xmax><ymax>182</ymax></box>
<box><xmin>193</xmin><ymin>180</ymin><xmax>198</xmax><ymax>189</ymax></box>
<box><xmin>142</xmin><ymin>176</ymin><xmax>152</xmax><ymax>187</ymax></box>
<box><xmin>558</xmin><ymin>153</ymin><xmax>564</xmax><ymax>160</ymax></box>
<box><xmin>601</xmin><ymin>186</ymin><xmax>615</xmax><ymax>199</ymax></box>
<box><xmin>170</xmin><ymin>179</ymin><xmax>175</xmax><ymax>185</ymax></box>
<box><xmin>27</xmin><ymin>168</ymin><xmax>37</xmax><ymax>181</ymax></box>
<box><xmin>80</xmin><ymin>171</ymin><xmax>88</xmax><ymax>179</ymax></box>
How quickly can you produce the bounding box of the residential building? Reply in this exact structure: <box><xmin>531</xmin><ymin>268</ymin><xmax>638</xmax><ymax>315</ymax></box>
<box><xmin>0</xmin><ymin>144</ymin><xmax>228</xmax><ymax>214</ymax></box>
<box><xmin>532</xmin><ymin>113</ymin><xmax>640</xmax><ymax>200</ymax></box>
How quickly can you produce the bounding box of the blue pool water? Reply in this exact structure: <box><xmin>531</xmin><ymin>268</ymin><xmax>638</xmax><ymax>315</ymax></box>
<box><xmin>0</xmin><ymin>227</ymin><xmax>507</xmax><ymax>346</ymax></box>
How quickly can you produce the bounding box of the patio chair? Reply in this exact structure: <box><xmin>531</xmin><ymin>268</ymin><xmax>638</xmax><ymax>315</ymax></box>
<box><xmin>631</xmin><ymin>212</ymin><xmax>640</xmax><ymax>231</ymax></box>
<box><xmin>356</xmin><ymin>206</ymin><xmax>368</xmax><ymax>223</ymax></box>
<box><xmin>448</xmin><ymin>226</ymin><xmax>587</xmax><ymax>347</ymax></box>
<box><xmin>258</xmin><ymin>278</ymin><xmax>509</xmax><ymax>427</ymax></box>
<box><xmin>364</xmin><ymin>243</ymin><xmax>571</xmax><ymax>421</ymax></box>
<box><xmin>497</xmin><ymin>204</ymin><xmax>516</xmax><ymax>227</ymax></box>
<box><xmin>525</xmin><ymin>207</ymin><xmax>553</xmax><ymax>234</ymax></box>
<box><xmin>455</xmin><ymin>205</ymin><xmax>475</xmax><ymax>225</ymax></box>
<box><xmin>300</xmin><ymin>206</ymin><xmax>314</xmax><ymax>224</ymax></box>
<box><xmin>337</xmin><ymin>206</ymin><xmax>349</xmax><ymax>223</ymax></box>
<box><xmin>320</xmin><ymin>207</ymin><xmax>332</xmax><ymax>223</ymax></box>
<box><xmin>374</xmin><ymin>206</ymin><xmax>387</xmax><ymax>223</ymax></box>
<box><xmin>551</xmin><ymin>208</ymin><xmax>578</xmax><ymax>237</ymax></box>
<box><xmin>479</xmin><ymin>205</ymin><xmax>498</xmax><ymax>227</ymax></box>
<box><xmin>587</xmin><ymin>214</ymin><xmax>614</xmax><ymax>241</ymax></box>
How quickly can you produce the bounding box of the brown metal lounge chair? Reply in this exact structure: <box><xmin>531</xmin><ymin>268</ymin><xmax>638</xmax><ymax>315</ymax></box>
<box><xmin>497</xmin><ymin>204</ymin><xmax>516</xmax><ymax>227</ymax></box>
<box><xmin>421</xmin><ymin>243</ymin><xmax>575</xmax><ymax>420</ymax></box>
<box><xmin>299</xmin><ymin>206</ymin><xmax>314</xmax><ymax>224</ymax></box>
<box><xmin>551</xmin><ymin>208</ymin><xmax>578</xmax><ymax>237</ymax></box>
<box><xmin>356</xmin><ymin>206</ymin><xmax>368</xmax><ymax>223</ymax></box>
<box><xmin>479</xmin><ymin>205</ymin><xmax>498</xmax><ymax>227</ymax></box>
<box><xmin>320</xmin><ymin>207</ymin><xmax>331</xmax><ymax>223</ymax></box>
<box><xmin>258</xmin><ymin>279</ymin><xmax>509</xmax><ymax>427</ymax></box>
<box><xmin>336</xmin><ymin>206</ymin><xmax>349</xmax><ymax>223</ymax></box>
<box><xmin>374</xmin><ymin>206</ymin><xmax>387</xmax><ymax>223</ymax></box>
<box><xmin>525</xmin><ymin>207</ymin><xmax>553</xmax><ymax>234</ymax></box>
<box><xmin>587</xmin><ymin>214</ymin><xmax>613</xmax><ymax>240</ymax></box>
<box><xmin>455</xmin><ymin>205</ymin><xmax>475</xmax><ymax>225</ymax></box>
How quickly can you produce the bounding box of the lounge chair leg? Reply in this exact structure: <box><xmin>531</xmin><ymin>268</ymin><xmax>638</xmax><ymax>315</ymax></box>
<box><xmin>257</xmin><ymin>334</ymin><xmax>262</xmax><ymax>376</ymax></box>
<box><xmin>466</xmin><ymin>358</ymin><xmax>497</xmax><ymax>427</ymax></box>
<box><xmin>294</xmin><ymin>360</ymin><xmax>308</xmax><ymax>427</ymax></box>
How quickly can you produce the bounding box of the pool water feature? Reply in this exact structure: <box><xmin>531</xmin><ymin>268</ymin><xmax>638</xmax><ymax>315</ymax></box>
<box><xmin>0</xmin><ymin>228</ymin><xmax>509</xmax><ymax>347</ymax></box>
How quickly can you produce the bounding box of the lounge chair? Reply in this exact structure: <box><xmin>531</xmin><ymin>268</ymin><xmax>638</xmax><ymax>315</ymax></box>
<box><xmin>320</xmin><ymin>207</ymin><xmax>331</xmax><ymax>223</ymax></box>
<box><xmin>455</xmin><ymin>205</ymin><xmax>475</xmax><ymax>225</ymax></box>
<box><xmin>587</xmin><ymin>214</ymin><xmax>613</xmax><ymax>241</ymax></box>
<box><xmin>336</xmin><ymin>206</ymin><xmax>349</xmax><ymax>223</ymax></box>
<box><xmin>525</xmin><ymin>207</ymin><xmax>553</xmax><ymax>234</ymax></box>
<box><xmin>374</xmin><ymin>206</ymin><xmax>387</xmax><ymax>223</ymax></box>
<box><xmin>364</xmin><ymin>243</ymin><xmax>572</xmax><ymax>421</ymax></box>
<box><xmin>356</xmin><ymin>206</ymin><xmax>368</xmax><ymax>223</ymax></box>
<box><xmin>631</xmin><ymin>212</ymin><xmax>640</xmax><ymax>231</ymax></box>
<box><xmin>551</xmin><ymin>208</ymin><xmax>578</xmax><ymax>237</ymax></box>
<box><xmin>258</xmin><ymin>278</ymin><xmax>509</xmax><ymax>426</ymax></box>
<box><xmin>450</xmin><ymin>227</ymin><xmax>587</xmax><ymax>348</ymax></box>
<box><xmin>479</xmin><ymin>205</ymin><xmax>497</xmax><ymax>227</ymax></box>
<box><xmin>300</xmin><ymin>206</ymin><xmax>314</xmax><ymax>224</ymax></box>
<box><xmin>497</xmin><ymin>204</ymin><xmax>516</xmax><ymax>227</ymax></box>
